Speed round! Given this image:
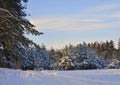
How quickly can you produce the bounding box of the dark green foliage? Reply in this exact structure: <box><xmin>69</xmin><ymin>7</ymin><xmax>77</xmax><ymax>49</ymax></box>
<box><xmin>0</xmin><ymin>0</ymin><xmax>42</xmax><ymax>68</ymax></box>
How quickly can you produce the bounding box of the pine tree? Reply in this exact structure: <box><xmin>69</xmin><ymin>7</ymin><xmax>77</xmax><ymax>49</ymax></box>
<box><xmin>22</xmin><ymin>45</ymin><xmax>50</xmax><ymax>70</ymax></box>
<box><xmin>48</xmin><ymin>48</ymin><xmax>58</xmax><ymax>70</ymax></box>
<box><xmin>114</xmin><ymin>38</ymin><xmax>120</xmax><ymax>57</ymax></box>
<box><xmin>35</xmin><ymin>47</ymin><xmax>50</xmax><ymax>70</ymax></box>
<box><xmin>58</xmin><ymin>56</ymin><xmax>75</xmax><ymax>70</ymax></box>
<box><xmin>70</xmin><ymin>45</ymin><xmax>105</xmax><ymax>69</ymax></box>
<box><xmin>118</xmin><ymin>38</ymin><xmax>120</xmax><ymax>55</ymax></box>
<box><xmin>0</xmin><ymin>0</ymin><xmax>42</xmax><ymax>68</ymax></box>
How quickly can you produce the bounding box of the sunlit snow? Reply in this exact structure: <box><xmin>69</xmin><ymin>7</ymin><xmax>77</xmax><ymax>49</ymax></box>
<box><xmin>0</xmin><ymin>68</ymin><xmax>120</xmax><ymax>85</ymax></box>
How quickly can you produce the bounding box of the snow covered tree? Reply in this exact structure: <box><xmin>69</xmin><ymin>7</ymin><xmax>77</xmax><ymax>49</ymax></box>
<box><xmin>58</xmin><ymin>56</ymin><xmax>75</xmax><ymax>70</ymax></box>
<box><xmin>118</xmin><ymin>38</ymin><xmax>120</xmax><ymax>56</ymax></box>
<box><xmin>22</xmin><ymin>45</ymin><xmax>50</xmax><ymax>70</ymax></box>
<box><xmin>34</xmin><ymin>46</ymin><xmax>50</xmax><ymax>70</ymax></box>
<box><xmin>0</xmin><ymin>0</ymin><xmax>42</xmax><ymax>68</ymax></box>
<box><xmin>22</xmin><ymin>47</ymin><xmax>36</xmax><ymax>70</ymax></box>
<box><xmin>108</xmin><ymin>59</ymin><xmax>120</xmax><ymax>69</ymax></box>
<box><xmin>48</xmin><ymin>48</ymin><xmax>58</xmax><ymax>70</ymax></box>
<box><xmin>69</xmin><ymin>45</ymin><xmax>105</xmax><ymax>69</ymax></box>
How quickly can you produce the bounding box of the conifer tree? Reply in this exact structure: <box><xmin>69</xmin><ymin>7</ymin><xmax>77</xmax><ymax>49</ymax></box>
<box><xmin>118</xmin><ymin>38</ymin><xmax>120</xmax><ymax>50</ymax></box>
<box><xmin>118</xmin><ymin>38</ymin><xmax>120</xmax><ymax>55</ymax></box>
<box><xmin>0</xmin><ymin>0</ymin><xmax>42</xmax><ymax>68</ymax></box>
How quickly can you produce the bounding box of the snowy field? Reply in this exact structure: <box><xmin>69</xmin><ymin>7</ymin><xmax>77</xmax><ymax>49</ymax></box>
<box><xmin>0</xmin><ymin>68</ymin><xmax>120</xmax><ymax>85</ymax></box>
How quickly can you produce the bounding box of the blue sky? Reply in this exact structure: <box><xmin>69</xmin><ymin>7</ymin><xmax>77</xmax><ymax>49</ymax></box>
<box><xmin>26</xmin><ymin>0</ymin><xmax>120</xmax><ymax>49</ymax></box>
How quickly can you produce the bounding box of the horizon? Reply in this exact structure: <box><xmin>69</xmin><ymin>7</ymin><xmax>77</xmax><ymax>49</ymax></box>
<box><xmin>26</xmin><ymin>0</ymin><xmax>120</xmax><ymax>49</ymax></box>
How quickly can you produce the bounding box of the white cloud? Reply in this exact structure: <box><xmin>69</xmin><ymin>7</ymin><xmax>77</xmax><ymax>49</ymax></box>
<box><xmin>30</xmin><ymin>3</ymin><xmax>120</xmax><ymax>31</ymax></box>
<box><xmin>30</xmin><ymin>13</ymin><xmax>120</xmax><ymax>31</ymax></box>
<box><xmin>85</xmin><ymin>3</ymin><xmax>120</xmax><ymax>13</ymax></box>
<box><xmin>31</xmin><ymin>16</ymin><xmax>103</xmax><ymax>30</ymax></box>
<box><xmin>108</xmin><ymin>13</ymin><xmax>120</xmax><ymax>18</ymax></box>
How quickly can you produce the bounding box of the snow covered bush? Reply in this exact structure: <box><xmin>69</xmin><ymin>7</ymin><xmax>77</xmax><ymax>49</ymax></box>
<box><xmin>108</xmin><ymin>59</ymin><xmax>120</xmax><ymax>69</ymax></box>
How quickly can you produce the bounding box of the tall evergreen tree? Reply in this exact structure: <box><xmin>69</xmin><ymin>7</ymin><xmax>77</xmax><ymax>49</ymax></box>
<box><xmin>118</xmin><ymin>38</ymin><xmax>120</xmax><ymax>50</ymax></box>
<box><xmin>48</xmin><ymin>48</ymin><xmax>58</xmax><ymax>70</ymax></box>
<box><xmin>118</xmin><ymin>38</ymin><xmax>120</xmax><ymax>56</ymax></box>
<box><xmin>0</xmin><ymin>0</ymin><xmax>42</xmax><ymax>68</ymax></box>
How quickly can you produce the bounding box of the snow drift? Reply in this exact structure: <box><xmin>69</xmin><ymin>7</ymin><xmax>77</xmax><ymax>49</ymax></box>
<box><xmin>0</xmin><ymin>68</ymin><xmax>120</xmax><ymax>85</ymax></box>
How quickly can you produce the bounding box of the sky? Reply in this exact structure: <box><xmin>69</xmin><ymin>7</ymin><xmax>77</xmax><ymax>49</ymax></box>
<box><xmin>26</xmin><ymin>0</ymin><xmax>120</xmax><ymax>49</ymax></box>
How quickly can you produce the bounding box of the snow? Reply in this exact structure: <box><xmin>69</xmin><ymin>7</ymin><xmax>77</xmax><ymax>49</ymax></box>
<box><xmin>0</xmin><ymin>68</ymin><xmax>120</xmax><ymax>85</ymax></box>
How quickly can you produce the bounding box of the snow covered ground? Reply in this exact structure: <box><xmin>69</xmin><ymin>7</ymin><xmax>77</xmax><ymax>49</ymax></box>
<box><xmin>0</xmin><ymin>68</ymin><xmax>120</xmax><ymax>85</ymax></box>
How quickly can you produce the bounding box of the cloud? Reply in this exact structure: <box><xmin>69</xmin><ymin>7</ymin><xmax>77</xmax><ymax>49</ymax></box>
<box><xmin>31</xmin><ymin>16</ymin><xmax>102</xmax><ymax>30</ymax></box>
<box><xmin>31</xmin><ymin>13</ymin><xmax>120</xmax><ymax>31</ymax></box>
<box><xmin>108</xmin><ymin>13</ymin><xmax>120</xmax><ymax>18</ymax></box>
<box><xmin>85</xmin><ymin>3</ymin><xmax>120</xmax><ymax>13</ymax></box>
<box><xmin>30</xmin><ymin>3</ymin><xmax>120</xmax><ymax>31</ymax></box>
